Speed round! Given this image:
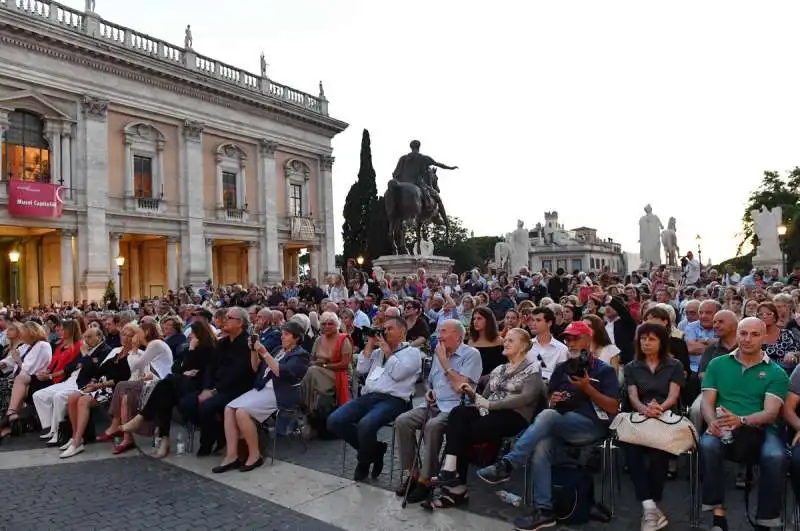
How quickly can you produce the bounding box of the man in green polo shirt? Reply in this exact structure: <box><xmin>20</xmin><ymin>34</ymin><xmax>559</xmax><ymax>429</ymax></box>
<box><xmin>700</xmin><ymin>317</ymin><xmax>788</xmax><ymax>531</ymax></box>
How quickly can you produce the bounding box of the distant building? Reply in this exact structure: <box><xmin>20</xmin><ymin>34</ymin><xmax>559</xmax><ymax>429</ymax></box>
<box><xmin>528</xmin><ymin>212</ymin><xmax>625</xmax><ymax>274</ymax></box>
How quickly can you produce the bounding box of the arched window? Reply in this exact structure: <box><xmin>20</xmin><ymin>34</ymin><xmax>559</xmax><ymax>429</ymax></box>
<box><xmin>3</xmin><ymin>110</ymin><xmax>50</xmax><ymax>182</ymax></box>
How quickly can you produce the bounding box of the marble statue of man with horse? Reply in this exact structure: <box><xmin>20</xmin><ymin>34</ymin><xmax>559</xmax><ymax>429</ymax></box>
<box><xmin>385</xmin><ymin>140</ymin><xmax>458</xmax><ymax>255</ymax></box>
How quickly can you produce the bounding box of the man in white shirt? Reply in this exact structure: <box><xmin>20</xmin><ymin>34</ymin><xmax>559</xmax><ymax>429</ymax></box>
<box><xmin>348</xmin><ymin>298</ymin><xmax>371</xmax><ymax>329</ymax></box>
<box><xmin>683</xmin><ymin>251</ymin><xmax>701</xmax><ymax>286</ymax></box>
<box><xmin>526</xmin><ymin>307</ymin><xmax>568</xmax><ymax>381</ymax></box>
<box><xmin>327</xmin><ymin>316</ymin><xmax>421</xmax><ymax>481</ymax></box>
<box><xmin>722</xmin><ymin>264</ymin><xmax>741</xmax><ymax>287</ymax></box>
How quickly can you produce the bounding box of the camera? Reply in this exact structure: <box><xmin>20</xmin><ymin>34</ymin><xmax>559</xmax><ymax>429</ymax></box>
<box><xmin>562</xmin><ymin>349</ymin><xmax>590</xmax><ymax>378</ymax></box>
<box><xmin>679</xmin><ymin>256</ymin><xmax>689</xmax><ymax>268</ymax></box>
<box><xmin>362</xmin><ymin>326</ymin><xmax>384</xmax><ymax>339</ymax></box>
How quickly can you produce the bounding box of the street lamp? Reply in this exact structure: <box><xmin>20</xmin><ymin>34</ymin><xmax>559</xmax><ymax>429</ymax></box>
<box><xmin>356</xmin><ymin>256</ymin><xmax>364</xmax><ymax>266</ymax></box>
<box><xmin>778</xmin><ymin>224</ymin><xmax>788</xmax><ymax>275</ymax></box>
<box><xmin>8</xmin><ymin>250</ymin><xmax>19</xmax><ymax>305</ymax></box>
<box><xmin>115</xmin><ymin>256</ymin><xmax>125</xmax><ymax>302</ymax></box>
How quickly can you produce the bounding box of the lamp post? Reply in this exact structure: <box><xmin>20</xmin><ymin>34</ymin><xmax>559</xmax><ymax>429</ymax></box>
<box><xmin>778</xmin><ymin>224</ymin><xmax>788</xmax><ymax>276</ymax></box>
<box><xmin>8</xmin><ymin>249</ymin><xmax>20</xmax><ymax>305</ymax></box>
<box><xmin>356</xmin><ymin>256</ymin><xmax>364</xmax><ymax>267</ymax></box>
<box><xmin>115</xmin><ymin>255</ymin><xmax>125</xmax><ymax>302</ymax></box>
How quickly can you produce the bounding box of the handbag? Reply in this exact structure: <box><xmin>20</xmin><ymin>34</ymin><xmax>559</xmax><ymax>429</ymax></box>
<box><xmin>610</xmin><ymin>410</ymin><xmax>698</xmax><ymax>455</ymax></box>
<box><xmin>138</xmin><ymin>365</ymin><xmax>162</xmax><ymax>409</ymax></box>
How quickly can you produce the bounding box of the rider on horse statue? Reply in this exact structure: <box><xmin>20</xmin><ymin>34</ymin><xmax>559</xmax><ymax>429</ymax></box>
<box><xmin>391</xmin><ymin>140</ymin><xmax>457</xmax><ymax>220</ymax></box>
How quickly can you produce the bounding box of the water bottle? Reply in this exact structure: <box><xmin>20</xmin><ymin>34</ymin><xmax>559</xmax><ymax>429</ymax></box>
<box><xmin>716</xmin><ymin>406</ymin><xmax>733</xmax><ymax>444</ymax></box>
<box><xmin>152</xmin><ymin>428</ymin><xmax>160</xmax><ymax>449</ymax></box>
<box><xmin>497</xmin><ymin>490</ymin><xmax>522</xmax><ymax>507</ymax></box>
<box><xmin>176</xmin><ymin>432</ymin><xmax>186</xmax><ymax>455</ymax></box>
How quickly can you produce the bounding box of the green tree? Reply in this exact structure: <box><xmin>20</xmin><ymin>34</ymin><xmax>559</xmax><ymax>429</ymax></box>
<box><xmin>737</xmin><ymin>168</ymin><xmax>800</xmax><ymax>270</ymax></box>
<box><xmin>366</xmin><ymin>195</ymin><xmax>393</xmax><ymax>260</ymax></box>
<box><xmin>341</xmin><ymin>129</ymin><xmax>377</xmax><ymax>261</ymax></box>
<box><xmin>405</xmin><ymin>217</ymin><xmax>502</xmax><ymax>273</ymax></box>
<box><xmin>103</xmin><ymin>279</ymin><xmax>117</xmax><ymax>309</ymax></box>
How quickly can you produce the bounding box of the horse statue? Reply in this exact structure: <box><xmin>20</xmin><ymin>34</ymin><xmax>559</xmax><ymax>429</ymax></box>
<box><xmin>494</xmin><ymin>234</ymin><xmax>513</xmax><ymax>274</ymax></box>
<box><xmin>385</xmin><ymin>166</ymin><xmax>449</xmax><ymax>255</ymax></box>
<box><xmin>660</xmin><ymin>216</ymin><xmax>679</xmax><ymax>267</ymax></box>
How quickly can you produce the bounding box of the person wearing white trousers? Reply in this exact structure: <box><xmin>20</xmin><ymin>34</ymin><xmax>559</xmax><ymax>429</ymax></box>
<box><xmin>33</xmin><ymin>329</ymin><xmax>110</xmax><ymax>445</ymax></box>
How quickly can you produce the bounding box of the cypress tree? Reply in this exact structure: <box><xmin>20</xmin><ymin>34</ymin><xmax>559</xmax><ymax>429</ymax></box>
<box><xmin>341</xmin><ymin>129</ymin><xmax>377</xmax><ymax>261</ymax></box>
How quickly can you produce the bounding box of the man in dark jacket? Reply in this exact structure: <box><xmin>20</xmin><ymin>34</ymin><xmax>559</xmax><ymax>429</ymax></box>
<box><xmin>178</xmin><ymin>306</ymin><xmax>255</xmax><ymax>456</ymax></box>
<box><xmin>547</xmin><ymin>269</ymin><xmax>567</xmax><ymax>301</ymax></box>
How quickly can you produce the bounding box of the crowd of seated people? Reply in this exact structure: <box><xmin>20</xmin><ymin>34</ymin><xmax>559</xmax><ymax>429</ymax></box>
<box><xmin>0</xmin><ymin>264</ymin><xmax>800</xmax><ymax>530</ymax></box>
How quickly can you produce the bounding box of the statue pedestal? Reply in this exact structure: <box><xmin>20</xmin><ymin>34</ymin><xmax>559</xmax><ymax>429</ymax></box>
<box><xmin>752</xmin><ymin>255</ymin><xmax>784</xmax><ymax>276</ymax></box>
<box><xmin>373</xmin><ymin>255</ymin><xmax>454</xmax><ymax>280</ymax></box>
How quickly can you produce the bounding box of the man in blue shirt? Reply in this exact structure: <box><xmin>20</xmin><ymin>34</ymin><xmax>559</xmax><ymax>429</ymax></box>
<box><xmin>394</xmin><ymin>320</ymin><xmax>482</xmax><ymax>503</ymax></box>
<box><xmin>685</xmin><ymin>300</ymin><xmax>720</xmax><ymax>375</ymax></box>
<box><xmin>477</xmin><ymin>321</ymin><xmax>619</xmax><ymax>531</ymax></box>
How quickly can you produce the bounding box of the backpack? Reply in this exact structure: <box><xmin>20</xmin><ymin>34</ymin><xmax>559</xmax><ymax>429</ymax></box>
<box><xmin>552</xmin><ymin>465</ymin><xmax>611</xmax><ymax>524</ymax></box>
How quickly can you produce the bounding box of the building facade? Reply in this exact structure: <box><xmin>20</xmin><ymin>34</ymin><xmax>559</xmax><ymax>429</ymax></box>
<box><xmin>528</xmin><ymin>212</ymin><xmax>626</xmax><ymax>274</ymax></box>
<box><xmin>0</xmin><ymin>1</ymin><xmax>347</xmax><ymax>306</ymax></box>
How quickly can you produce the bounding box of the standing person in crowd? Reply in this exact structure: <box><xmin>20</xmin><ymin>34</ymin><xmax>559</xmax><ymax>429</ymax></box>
<box><xmin>468</xmin><ymin>307</ymin><xmax>505</xmax><ymax>377</ymax></box>
<box><xmin>547</xmin><ymin>268</ymin><xmax>567</xmax><ymax>301</ymax></box>
<box><xmin>179</xmin><ymin>307</ymin><xmax>254</xmax><ymax>456</ymax></box>
<box><xmin>477</xmin><ymin>321</ymin><xmax>619</xmax><ymax>531</ymax></box>
<box><xmin>603</xmin><ymin>294</ymin><xmax>637</xmax><ymax>365</ymax></box>
<box><xmin>426</xmin><ymin>327</ymin><xmax>541</xmax><ymax>510</ymax></box>
<box><xmin>327</xmin><ymin>316</ymin><xmax>421</xmax><ymax>481</ymax></box>
<box><xmin>622</xmin><ymin>323</ymin><xmax>684</xmax><ymax>530</ymax></box>
<box><xmin>526</xmin><ymin>307</ymin><xmax>568</xmax><ymax>382</ymax></box>
<box><xmin>394</xmin><ymin>320</ymin><xmax>482</xmax><ymax>503</ymax></box>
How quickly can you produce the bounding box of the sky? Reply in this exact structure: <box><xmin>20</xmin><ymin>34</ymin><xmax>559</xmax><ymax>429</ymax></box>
<box><xmin>63</xmin><ymin>0</ymin><xmax>800</xmax><ymax>265</ymax></box>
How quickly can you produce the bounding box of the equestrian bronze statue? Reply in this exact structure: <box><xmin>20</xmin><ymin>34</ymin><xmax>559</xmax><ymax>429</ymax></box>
<box><xmin>385</xmin><ymin>140</ymin><xmax>457</xmax><ymax>254</ymax></box>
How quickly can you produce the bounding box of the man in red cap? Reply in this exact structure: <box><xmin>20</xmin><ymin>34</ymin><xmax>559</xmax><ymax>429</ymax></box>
<box><xmin>477</xmin><ymin>320</ymin><xmax>619</xmax><ymax>531</ymax></box>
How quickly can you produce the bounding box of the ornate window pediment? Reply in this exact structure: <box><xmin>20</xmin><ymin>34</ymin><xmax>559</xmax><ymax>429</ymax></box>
<box><xmin>122</xmin><ymin>120</ymin><xmax>166</xmax><ymax>213</ymax></box>
<box><xmin>215</xmin><ymin>142</ymin><xmax>248</xmax><ymax>222</ymax></box>
<box><xmin>0</xmin><ymin>89</ymin><xmax>72</xmax><ymax>121</ymax></box>
<box><xmin>284</xmin><ymin>159</ymin><xmax>310</xmax><ymax>219</ymax></box>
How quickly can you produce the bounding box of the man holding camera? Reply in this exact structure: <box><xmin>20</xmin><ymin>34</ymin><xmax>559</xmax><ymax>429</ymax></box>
<box><xmin>327</xmin><ymin>316</ymin><xmax>422</xmax><ymax>481</ymax></box>
<box><xmin>477</xmin><ymin>321</ymin><xmax>618</xmax><ymax>531</ymax></box>
<box><xmin>394</xmin><ymin>319</ymin><xmax>482</xmax><ymax>503</ymax></box>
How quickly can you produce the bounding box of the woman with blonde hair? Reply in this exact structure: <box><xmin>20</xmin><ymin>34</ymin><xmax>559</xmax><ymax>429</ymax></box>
<box><xmin>301</xmin><ymin>311</ymin><xmax>353</xmax><ymax>418</ymax></box>
<box><xmin>0</xmin><ymin>321</ymin><xmax>51</xmax><ymax>442</ymax></box>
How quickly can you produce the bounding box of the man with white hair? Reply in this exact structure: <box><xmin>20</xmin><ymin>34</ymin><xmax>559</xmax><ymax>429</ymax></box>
<box><xmin>394</xmin><ymin>320</ymin><xmax>482</xmax><ymax>503</ymax></box>
<box><xmin>700</xmin><ymin>317</ymin><xmax>789</xmax><ymax>531</ymax></box>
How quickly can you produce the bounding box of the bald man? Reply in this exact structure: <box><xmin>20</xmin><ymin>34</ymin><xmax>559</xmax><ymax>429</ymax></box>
<box><xmin>699</xmin><ymin>317</ymin><xmax>789</xmax><ymax>530</ymax></box>
<box><xmin>689</xmin><ymin>310</ymin><xmax>739</xmax><ymax>432</ymax></box>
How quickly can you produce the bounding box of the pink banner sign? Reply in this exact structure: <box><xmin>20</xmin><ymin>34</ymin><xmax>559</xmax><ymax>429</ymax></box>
<box><xmin>8</xmin><ymin>180</ymin><xmax>64</xmax><ymax>219</ymax></box>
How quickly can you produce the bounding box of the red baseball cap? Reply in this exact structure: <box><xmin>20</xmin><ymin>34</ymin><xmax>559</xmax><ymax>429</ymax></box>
<box><xmin>561</xmin><ymin>321</ymin><xmax>593</xmax><ymax>338</ymax></box>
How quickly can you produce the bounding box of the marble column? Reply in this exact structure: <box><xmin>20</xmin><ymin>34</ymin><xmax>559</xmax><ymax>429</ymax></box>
<box><xmin>44</xmin><ymin>122</ymin><xmax>61</xmax><ymax>184</ymax></box>
<box><xmin>23</xmin><ymin>239</ymin><xmax>40</xmax><ymax>308</ymax></box>
<box><xmin>80</xmin><ymin>96</ymin><xmax>110</xmax><ymax>301</ymax></box>
<box><xmin>247</xmin><ymin>242</ymin><xmax>258</xmax><ymax>286</ymax></box>
<box><xmin>123</xmin><ymin>132</ymin><xmax>134</xmax><ymax>199</ymax></box>
<box><xmin>310</xmin><ymin>247</ymin><xmax>322</xmax><ymax>284</ymax></box>
<box><xmin>60</xmin><ymin>229</ymin><xmax>75</xmax><ymax>303</ymax></box>
<box><xmin>259</xmin><ymin>139</ymin><xmax>280</xmax><ymax>283</ymax></box>
<box><xmin>320</xmin><ymin>156</ymin><xmax>337</xmax><ymax>275</ymax></box>
<box><xmin>182</xmin><ymin>120</ymin><xmax>207</xmax><ymax>288</ymax></box>
<box><xmin>290</xmin><ymin>252</ymin><xmax>299</xmax><ymax>281</ymax></box>
<box><xmin>60</xmin><ymin>125</ymin><xmax>72</xmax><ymax>188</ymax></box>
<box><xmin>130</xmin><ymin>242</ymin><xmax>140</xmax><ymax>300</ymax></box>
<box><xmin>205</xmin><ymin>238</ymin><xmax>215</xmax><ymax>284</ymax></box>
<box><xmin>110</xmin><ymin>232</ymin><xmax>121</xmax><ymax>299</ymax></box>
<box><xmin>167</xmin><ymin>237</ymin><xmax>178</xmax><ymax>292</ymax></box>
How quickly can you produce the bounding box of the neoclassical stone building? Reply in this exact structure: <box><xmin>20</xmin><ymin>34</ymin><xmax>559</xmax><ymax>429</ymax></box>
<box><xmin>0</xmin><ymin>1</ymin><xmax>347</xmax><ymax>305</ymax></box>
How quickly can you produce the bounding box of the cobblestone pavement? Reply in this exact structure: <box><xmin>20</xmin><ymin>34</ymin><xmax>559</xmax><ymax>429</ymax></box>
<box><xmin>0</xmin><ymin>452</ymin><xmax>341</xmax><ymax>531</ymax></box>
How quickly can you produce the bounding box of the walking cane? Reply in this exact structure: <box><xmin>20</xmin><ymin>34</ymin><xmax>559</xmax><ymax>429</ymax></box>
<box><xmin>401</xmin><ymin>402</ymin><xmax>432</xmax><ymax>508</ymax></box>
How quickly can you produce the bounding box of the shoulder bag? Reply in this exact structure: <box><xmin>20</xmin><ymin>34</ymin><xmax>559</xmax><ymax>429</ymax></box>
<box><xmin>610</xmin><ymin>410</ymin><xmax>698</xmax><ymax>455</ymax></box>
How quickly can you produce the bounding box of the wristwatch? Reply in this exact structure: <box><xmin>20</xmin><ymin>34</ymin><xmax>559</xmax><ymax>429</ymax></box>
<box><xmin>740</xmin><ymin>416</ymin><xmax>748</xmax><ymax>426</ymax></box>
